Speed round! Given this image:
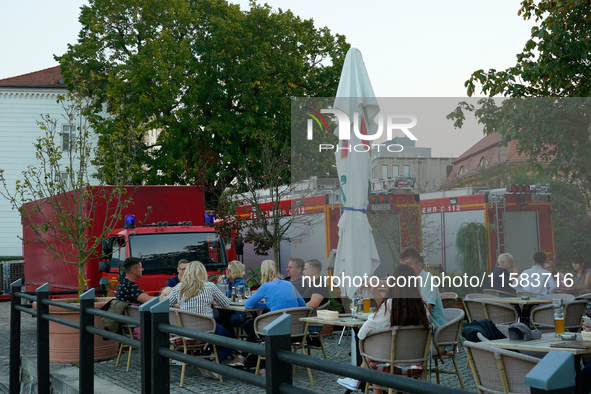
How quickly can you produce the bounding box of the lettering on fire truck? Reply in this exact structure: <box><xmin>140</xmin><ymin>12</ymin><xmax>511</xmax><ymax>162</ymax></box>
<box><xmin>421</xmin><ymin>205</ymin><xmax>461</xmax><ymax>214</ymax></box>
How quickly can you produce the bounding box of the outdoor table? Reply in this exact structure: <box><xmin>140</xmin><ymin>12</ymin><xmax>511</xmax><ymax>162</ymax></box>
<box><xmin>479</xmin><ymin>296</ymin><xmax>553</xmax><ymax>326</ymax></box>
<box><xmin>300</xmin><ymin>313</ymin><xmax>367</xmax><ymax>366</ymax></box>
<box><xmin>215</xmin><ymin>302</ymin><xmax>267</xmax><ymax>336</ymax></box>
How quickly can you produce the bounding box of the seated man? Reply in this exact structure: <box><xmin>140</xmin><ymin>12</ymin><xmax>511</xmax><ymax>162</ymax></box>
<box><xmin>166</xmin><ymin>259</ymin><xmax>189</xmax><ymax>288</ymax></box>
<box><xmin>116</xmin><ymin>257</ymin><xmax>153</xmax><ymax>304</ymax></box>
<box><xmin>515</xmin><ymin>251</ymin><xmax>557</xmax><ymax>295</ymax></box>
<box><xmin>301</xmin><ymin>259</ymin><xmax>329</xmax><ymax>308</ymax></box>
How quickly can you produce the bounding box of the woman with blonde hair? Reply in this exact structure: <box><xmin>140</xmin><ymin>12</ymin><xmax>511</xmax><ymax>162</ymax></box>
<box><xmin>167</xmin><ymin>261</ymin><xmax>234</xmax><ymax>371</ymax></box>
<box><xmin>228</xmin><ymin>260</ymin><xmax>304</xmax><ymax>371</ymax></box>
<box><xmin>222</xmin><ymin>260</ymin><xmax>250</xmax><ymax>329</ymax></box>
<box><xmin>543</xmin><ymin>260</ymin><xmax>566</xmax><ymax>288</ymax></box>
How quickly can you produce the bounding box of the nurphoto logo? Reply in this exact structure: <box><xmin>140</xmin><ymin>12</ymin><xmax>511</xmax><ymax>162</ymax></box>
<box><xmin>304</xmin><ymin>107</ymin><xmax>418</xmax><ymax>152</ymax></box>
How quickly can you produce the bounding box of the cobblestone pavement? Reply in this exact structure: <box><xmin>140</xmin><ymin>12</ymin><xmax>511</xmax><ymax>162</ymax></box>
<box><xmin>0</xmin><ymin>301</ymin><xmax>476</xmax><ymax>393</ymax></box>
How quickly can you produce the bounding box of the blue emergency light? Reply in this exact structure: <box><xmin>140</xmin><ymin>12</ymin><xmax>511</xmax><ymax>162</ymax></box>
<box><xmin>124</xmin><ymin>215</ymin><xmax>136</xmax><ymax>229</ymax></box>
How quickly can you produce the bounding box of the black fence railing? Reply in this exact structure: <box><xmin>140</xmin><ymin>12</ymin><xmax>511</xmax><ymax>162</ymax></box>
<box><xmin>9</xmin><ymin>279</ymin><xmax>467</xmax><ymax>394</ymax></box>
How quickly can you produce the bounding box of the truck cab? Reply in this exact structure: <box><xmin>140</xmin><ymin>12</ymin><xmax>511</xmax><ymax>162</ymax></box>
<box><xmin>100</xmin><ymin>222</ymin><xmax>229</xmax><ymax>295</ymax></box>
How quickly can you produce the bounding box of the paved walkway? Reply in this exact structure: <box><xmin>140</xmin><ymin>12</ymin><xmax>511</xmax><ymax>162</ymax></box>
<box><xmin>0</xmin><ymin>301</ymin><xmax>476</xmax><ymax>393</ymax></box>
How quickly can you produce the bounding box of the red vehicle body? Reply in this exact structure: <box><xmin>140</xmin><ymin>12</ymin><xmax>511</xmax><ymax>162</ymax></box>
<box><xmin>22</xmin><ymin>186</ymin><xmax>234</xmax><ymax>295</ymax></box>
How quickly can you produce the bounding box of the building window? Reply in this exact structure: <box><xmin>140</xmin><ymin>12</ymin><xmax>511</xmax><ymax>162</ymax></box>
<box><xmin>459</xmin><ymin>166</ymin><xmax>467</xmax><ymax>175</ymax></box>
<box><xmin>403</xmin><ymin>165</ymin><xmax>410</xmax><ymax>177</ymax></box>
<box><xmin>479</xmin><ymin>157</ymin><xmax>488</xmax><ymax>167</ymax></box>
<box><xmin>392</xmin><ymin>165</ymin><xmax>399</xmax><ymax>178</ymax></box>
<box><xmin>62</xmin><ymin>125</ymin><xmax>76</xmax><ymax>151</ymax></box>
<box><xmin>381</xmin><ymin>165</ymin><xmax>388</xmax><ymax>179</ymax></box>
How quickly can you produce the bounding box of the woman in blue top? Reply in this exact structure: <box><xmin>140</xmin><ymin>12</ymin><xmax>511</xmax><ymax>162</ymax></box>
<box><xmin>228</xmin><ymin>260</ymin><xmax>305</xmax><ymax>370</ymax></box>
<box><xmin>224</xmin><ymin>260</ymin><xmax>250</xmax><ymax>328</ymax></box>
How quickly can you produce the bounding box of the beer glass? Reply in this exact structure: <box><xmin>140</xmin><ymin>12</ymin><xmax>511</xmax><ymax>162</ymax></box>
<box><xmin>553</xmin><ymin>299</ymin><xmax>565</xmax><ymax>336</ymax></box>
<box><xmin>362</xmin><ymin>288</ymin><xmax>371</xmax><ymax>314</ymax></box>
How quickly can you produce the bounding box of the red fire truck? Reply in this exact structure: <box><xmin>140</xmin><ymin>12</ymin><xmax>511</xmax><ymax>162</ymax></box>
<box><xmin>420</xmin><ymin>184</ymin><xmax>554</xmax><ymax>274</ymax></box>
<box><xmin>236</xmin><ymin>177</ymin><xmax>421</xmax><ymax>277</ymax></box>
<box><xmin>22</xmin><ymin>186</ymin><xmax>234</xmax><ymax>295</ymax></box>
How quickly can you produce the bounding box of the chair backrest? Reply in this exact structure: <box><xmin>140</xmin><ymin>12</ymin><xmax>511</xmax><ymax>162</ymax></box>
<box><xmin>463</xmin><ymin>299</ymin><xmax>487</xmax><ymax>322</ymax></box>
<box><xmin>177</xmin><ymin>310</ymin><xmax>216</xmax><ymax>334</ymax></box>
<box><xmin>483</xmin><ymin>301</ymin><xmax>519</xmax><ymax>325</ymax></box>
<box><xmin>125</xmin><ymin>305</ymin><xmax>141</xmax><ymax>319</ymax></box>
<box><xmin>464</xmin><ymin>340</ymin><xmax>540</xmax><ymax>394</ymax></box>
<box><xmin>440</xmin><ymin>292</ymin><xmax>458</xmax><ymax>308</ymax></box>
<box><xmin>465</xmin><ymin>293</ymin><xmax>495</xmax><ymax>299</ymax></box>
<box><xmin>169</xmin><ymin>309</ymin><xmax>181</xmax><ymax>326</ymax></box>
<box><xmin>254</xmin><ymin>307</ymin><xmax>313</xmax><ymax>338</ymax></box>
<box><xmin>483</xmin><ymin>289</ymin><xmax>516</xmax><ymax>298</ymax></box>
<box><xmin>530</xmin><ymin>300</ymin><xmax>587</xmax><ymax>331</ymax></box>
<box><xmin>434</xmin><ymin>308</ymin><xmax>465</xmax><ymax>349</ymax></box>
<box><xmin>537</xmin><ymin>293</ymin><xmax>575</xmax><ymax>300</ymax></box>
<box><xmin>360</xmin><ymin>325</ymin><xmax>432</xmax><ymax>365</ymax></box>
<box><xmin>575</xmin><ymin>292</ymin><xmax>591</xmax><ymax>301</ymax></box>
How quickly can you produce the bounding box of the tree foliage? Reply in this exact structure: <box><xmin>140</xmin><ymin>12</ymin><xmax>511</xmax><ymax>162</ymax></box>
<box><xmin>455</xmin><ymin>222</ymin><xmax>493</xmax><ymax>279</ymax></box>
<box><xmin>448</xmin><ymin>1</ymin><xmax>591</xmax><ymax>185</ymax></box>
<box><xmin>58</xmin><ymin>0</ymin><xmax>349</xmax><ymax>200</ymax></box>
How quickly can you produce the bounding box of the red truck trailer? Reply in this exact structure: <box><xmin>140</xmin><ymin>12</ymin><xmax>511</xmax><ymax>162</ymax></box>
<box><xmin>22</xmin><ymin>186</ymin><xmax>234</xmax><ymax>295</ymax></box>
<box><xmin>420</xmin><ymin>184</ymin><xmax>554</xmax><ymax>274</ymax></box>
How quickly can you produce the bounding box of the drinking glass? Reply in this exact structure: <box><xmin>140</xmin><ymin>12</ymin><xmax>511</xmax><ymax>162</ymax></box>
<box><xmin>244</xmin><ymin>288</ymin><xmax>251</xmax><ymax>299</ymax></box>
<box><xmin>351</xmin><ymin>297</ymin><xmax>359</xmax><ymax>319</ymax></box>
<box><xmin>362</xmin><ymin>289</ymin><xmax>371</xmax><ymax>314</ymax></box>
<box><xmin>236</xmin><ymin>285</ymin><xmax>244</xmax><ymax>301</ymax></box>
<box><xmin>553</xmin><ymin>299</ymin><xmax>565</xmax><ymax>336</ymax></box>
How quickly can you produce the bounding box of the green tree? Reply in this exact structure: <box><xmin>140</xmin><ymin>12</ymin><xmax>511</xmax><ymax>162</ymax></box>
<box><xmin>58</xmin><ymin>0</ymin><xmax>349</xmax><ymax>203</ymax></box>
<box><xmin>448</xmin><ymin>2</ymin><xmax>591</xmax><ymax>185</ymax></box>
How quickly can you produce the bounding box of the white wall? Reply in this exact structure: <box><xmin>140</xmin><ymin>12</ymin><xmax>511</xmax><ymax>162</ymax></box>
<box><xmin>0</xmin><ymin>87</ymin><xmax>90</xmax><ymax>257</ymax></box>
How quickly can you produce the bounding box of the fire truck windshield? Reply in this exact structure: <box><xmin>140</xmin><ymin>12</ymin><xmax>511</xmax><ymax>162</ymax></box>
<box><xmin>129</xmin><ymin>232</ymin><xmax>227</xmax><ymax>272</ymax></box>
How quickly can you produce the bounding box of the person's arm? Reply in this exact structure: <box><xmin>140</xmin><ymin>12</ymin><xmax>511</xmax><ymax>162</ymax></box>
<box><xmin>212</xmin><ymin>284</ymin><xmax>230</xmax><ymax>307</ymax></box>
<box><xmin>572</xmin><ymin>270</ymin><xmax>591</xmax><ymax>289</ymax></box>
<box><xmin>306</xmin><ymin>294</ymin><xmax>324</xmax><ymax>309</ymax></box>
<box><xmin>245</xmin><ymin>283</ymin><xmax>267</xmax><ymax>309</ymax></box>
<box><xmin>137</xmin><ymin>293</ymin><xmax>153</xmax><ymax>304</ymax></box>
<box><xmin>296</xmin><ymin>294</ymin><xmax>306</xmax><ymax>307</ymax></box>
<box><xmin>547</xmin><ymin>275</ymin><xmax>557</xmax><ymax>294</ymax></box>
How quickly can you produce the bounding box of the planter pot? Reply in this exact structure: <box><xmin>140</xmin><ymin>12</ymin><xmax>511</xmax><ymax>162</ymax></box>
<box><xmin>34</xmin><ymin>297</ymin><xmax>119</xmax><ymax>363</ymax></box>
<box><xmin>320</xmin><ymin>324</ymin><xmax>335</xmax><ymax>337</ymax></box>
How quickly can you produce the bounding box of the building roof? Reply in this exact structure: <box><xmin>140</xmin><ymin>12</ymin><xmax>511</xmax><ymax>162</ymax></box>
<box><xmin>442</xmin><ymin>132</ymin><xmax>528</xmax><ymax>188</ymax></box>
<box><xmin>0</xmin><ymin>66</ymin><xmax>66</xmax><ymax>89</ymax></box>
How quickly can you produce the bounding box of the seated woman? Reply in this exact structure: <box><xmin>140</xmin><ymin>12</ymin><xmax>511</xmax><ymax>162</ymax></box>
<box><xmin>227</xmin><ymin>259</ymin><xmax>305</xmax><ymax>373</ymax></box>
<box><xmin>338</xmin><ymin>264</ymin><xmax>431</xmax><ymax>393</ymax></box>
<box><xmin>571</xmin><ymin>254</ymin><xmax>591</xmax><ymax>290</ymax></box>
<box><xmin>166</xmin><ymin>261</ymin><xmax>234</xmax><ymax>372</ymax></box>
<box><xmin>224</xmin><ymin>260</ymin><xmax>250</xmax><ymax>328</ymax></box>
<box><xmin>544</xmin><ymin>260</ymin><xmax>566</xmax><ymax>288</ymax></box>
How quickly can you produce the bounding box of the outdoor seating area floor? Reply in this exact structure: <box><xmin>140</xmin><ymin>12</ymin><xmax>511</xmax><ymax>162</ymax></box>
<box><xmin>0</xmin><ymin>301</ymin><xmax>476</xmax><ymax>393</ymax></box>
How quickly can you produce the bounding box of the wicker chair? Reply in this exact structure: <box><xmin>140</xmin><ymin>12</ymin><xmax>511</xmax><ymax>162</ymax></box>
<box><xmin>440</xmin><ymin>292</ymin><xmax>458</xmax><ymax>309</ymax></box>
<box><xmin>483</xmin><ymin>289</ymin><xmax>516</xmax><ymax>298</ymax></box>
<box><xmin>305</xmin><ymin>301</ymin><xmax>330</xmax><ymax>359</ymax></box>
<box><xmin>115</xmin><ymin>305</ymin><xmax>140</xmax><ymax>371</ymax></box>
<box><xmin>575</xmin><ymin>292</ymin><xmax>591</xmax><ymax>301</ymax></box>
<box><xmin>432</xmin><ymin>308</ymin><xmax>465</xmax><ymax>389</ymax></box>
<box><xmin>359</xmin><ymin>325</ymin><xmax>432</xmax><ymax>394</ymax></box>
<box><xmin>530</xmin><ymin>300</ymin><xmax>587</xmax><ymax>332</ymax></box>
<box><xmin>515</xmin><ymin>291</ymin><xmax>538</xmax><ymax>298</ymax></box>
<box><xmin>463</xmin><ymin>299</ymin><xmax>518</xmax><ymax>325</ymax></box>
<box><xmin>253</xmin><ymin>307</ymin><xmax>314</xmax><ymax>385</ymax></box>
<box><xmin>464</xmin><ymin>340</ymin><xmax>540</xmax><ymax>394</ymax></box>
<box><xmin>169</xmin><ymin>309</ymin><xmax>222</xmax><ymax>386</ymax></box>
<box><xmin>536</xmin><ymin>293</ymin><xmax>575</xmax><ymax>300</ymax></box>
<box><xmin>465</xmin><ymin>293</ymin><xmax>496</xmax><ymax>299</ymax></box>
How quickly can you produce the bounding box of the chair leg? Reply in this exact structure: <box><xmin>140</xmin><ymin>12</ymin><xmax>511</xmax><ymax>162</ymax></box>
<box><xmin>115</xmin><ymin>344</ymin><xmax>124</xmax><ymax>367</ymax></box>
<box><xmin>452</xmin><ymin>356</ymin><xmax>465</xmax><ymax>390</ymax></box>
<box><xmin>299</xmin><ymin>346</ymin><xmax>314</xmax><ymax>385</ymax></box>
<box><xmin>212</xmin><ymin>345</ymin><xmax>223</xmax><ymax>382</ymax></box>
<box><xmin>126</xmin><ymin>345</ymin><xmax>133</xmax><ymax>372</ymax></box>
<box><xmin>319</xmin><ymin>336</ymin><xmax>328</xmax><ymax>359</ymax></box>
<box><xmin>255</xmin><ymin>356</ymin><xmax>262</xmax><ymax>376</ymax></box>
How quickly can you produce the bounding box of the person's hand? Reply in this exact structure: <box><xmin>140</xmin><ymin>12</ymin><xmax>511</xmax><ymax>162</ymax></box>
<box><xmin>583</xmin><ymin>322</ymin><xmax>591</xmax><ymax>330</ymax></box>
<box><xmin>512</xmin><ymin>266</ymin><xmax>521</xmax><ymax>274</ymax></box>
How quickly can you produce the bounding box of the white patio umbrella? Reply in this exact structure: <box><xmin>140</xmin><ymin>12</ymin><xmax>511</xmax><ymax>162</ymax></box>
<box><xmin>332</xmin><ymin>48</ymin><xmax>381</xmax><ymax>299</ymax></box>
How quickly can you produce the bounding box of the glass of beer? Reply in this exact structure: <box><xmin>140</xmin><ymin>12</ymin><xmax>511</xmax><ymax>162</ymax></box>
<box><xmin>553</xmin><ymin>299</ymin><xmax>565</xmax><ymax>336</ymax></box>
<box><xmin>362</xmin><ymin>289</ymin><xmax>371</xmax><ymax>314</ymax></box>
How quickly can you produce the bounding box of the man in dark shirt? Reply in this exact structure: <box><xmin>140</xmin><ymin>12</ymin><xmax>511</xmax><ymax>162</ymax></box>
<box><xmin>490</xmin><ymin>253</ymin><xmax>518</xmax><ymax>295</ymax></box>
<box><xmin>286</xmin><ymin>257</ymin><xmax>305</xmax><ymax>296</ymax></box>
<box><xmin>116</xmin><ymin>257</ymin><xmax>153</xmax><ymax>304</ymax></box>
<box><xmin>166</xmin><ymin>259</ymin><xmax>189</xmax><ymax>288</ymax></box>
<box><xmin>301</xmin><ymin>259</ymin><xmax>330</xmax><ymax>308</ymax></box>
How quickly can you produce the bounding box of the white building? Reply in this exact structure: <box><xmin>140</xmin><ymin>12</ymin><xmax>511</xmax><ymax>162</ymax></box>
<box><xmin>371</xmin><ymin>137</ymin><xmax>454</xmax><ymax>193</ymax></box>
<box><xmin>0</xmin><ymin>66</ymin><xmax>72</xmax><ymax>257</ymax></box>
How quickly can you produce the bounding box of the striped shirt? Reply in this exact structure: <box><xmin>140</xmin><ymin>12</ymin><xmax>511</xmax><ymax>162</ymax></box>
<box><xmin>168</xmin><ymin>282</ymin><xmax>230</xmax><ymax>317</ymax></box>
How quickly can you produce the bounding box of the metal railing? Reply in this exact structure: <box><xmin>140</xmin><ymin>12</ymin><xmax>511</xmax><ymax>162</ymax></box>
<box><xmin>9</xmin><ymin>279</ymin><xmax>467</xmax><ymax>394</ymax></box>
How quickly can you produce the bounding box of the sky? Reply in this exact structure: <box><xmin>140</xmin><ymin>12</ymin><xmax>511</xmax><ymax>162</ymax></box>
<box><xmin>0</xmin><ymin>0</ymin><xmax>537</xmax><ymax>157</ymax></box>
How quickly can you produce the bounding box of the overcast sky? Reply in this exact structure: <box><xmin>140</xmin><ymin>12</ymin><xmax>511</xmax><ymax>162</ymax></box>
<box><xmin>1</xmin><ymin>1</ymin><xmax>536</xmax><ymax>157</ymax></box>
